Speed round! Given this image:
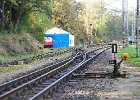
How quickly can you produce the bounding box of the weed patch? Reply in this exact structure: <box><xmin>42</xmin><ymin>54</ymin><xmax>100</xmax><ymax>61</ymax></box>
<box><xmin>133</xmin><ymin>92</ymin><xmax>140</xmax><ymax>96</ymax></box>
<box><xmin>0</xmin><ymin>65</ymin><xmax>26</xmax><ymax>73</ymax></box>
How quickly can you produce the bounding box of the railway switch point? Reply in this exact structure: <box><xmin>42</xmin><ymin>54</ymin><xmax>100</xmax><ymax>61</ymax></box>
<box><xmin>74</xmin><ymin>44</ymin><xmax>129</xmax><ymax>79</ymax></box>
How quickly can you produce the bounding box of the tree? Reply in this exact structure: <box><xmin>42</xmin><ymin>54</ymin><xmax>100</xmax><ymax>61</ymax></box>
<box><xmin>80</xmin><ymin>0</ymin><xmax>108</xmax><ymax>43</ymax></box>
<box><xmin>1</xmin><ymin>0</ymin><xmax>52</xmax><ymax>33</ymax></box>
<box><xmin>106</xmin><ymin>12</ymin><xmax>123</xmax><ymax>40</ymax></box>
<box><xmin>51</xmin><ymin>0</ymin><xmax>87</xmax><ymax>45</ymax></box>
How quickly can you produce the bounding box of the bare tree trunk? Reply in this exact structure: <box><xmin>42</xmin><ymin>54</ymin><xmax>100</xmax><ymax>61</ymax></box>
<box><xmin>1</xmin><ymin>0</ymin><xmax>4</xmax><ymax>31</ymax></box>
<box><xmin>9</xmin><ymin>3</ymin><xmax>12</xmax><ymax>32</ymax></box>
<box><xmin>14</xmin><ymin>7</ymin><xmax>23</xmax><ymax>33</ymax></box>
<box><xmin>0</xmin><ymin>2</ymin><xmax>2</xmax><ymax>31</ymax></box>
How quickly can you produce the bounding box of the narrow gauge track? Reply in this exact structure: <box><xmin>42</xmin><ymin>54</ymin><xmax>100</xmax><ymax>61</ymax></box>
<box><xmin>0</xmin><ymin>45</ymin><xmax>110</xmax><ymax>100</ymax></box>
<box><xmin>0</xmin><ymin>53</ymin><xmax>82</xmax><ymax>98</ymax></box>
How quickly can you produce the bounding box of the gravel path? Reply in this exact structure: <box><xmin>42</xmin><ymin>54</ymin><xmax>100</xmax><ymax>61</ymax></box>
<box><xmin>0</xmin><ymin>52</ymin><xmax>72</xmax><ymax>85</ymax></box>
<box><xmin>98</xmin><ymin>76</ymin><xmax>140</xmax><ymax>100</ymax></box>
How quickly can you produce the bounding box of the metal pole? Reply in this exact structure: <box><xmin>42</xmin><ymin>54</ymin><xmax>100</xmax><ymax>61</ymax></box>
<box><xmin>133</xmin><ymin>8</ymin><xmax>136</xmax><ymax>45</ymax></box>
<box><xmin>122</xmin><ymin>0</ymin><xmax>128</xmax><ymax>47</ymax></box>
<box><xmin>90</xmin><ymin>23</ymin><xmax>93</xmax><ymax>44</ymax></box>
<box><xmin>136</xmin><ymin>0</ymin><xmax>140</xmax><ymax>57</ymax></box>
<box><xmin>131</xmin><ymin>7</ymin><xmax>136</xmax><ymax>45</ymax></box>
<box><xmin>122</xmin><ymin>0</ymin><xmax>125</xmax><ymax>48</ymax></box>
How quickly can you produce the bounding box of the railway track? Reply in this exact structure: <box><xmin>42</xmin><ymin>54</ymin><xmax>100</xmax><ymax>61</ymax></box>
<box><xmin>0</xmin><ymin>45</ymin><xmax>110</xmax><ymax>100</ymax></box>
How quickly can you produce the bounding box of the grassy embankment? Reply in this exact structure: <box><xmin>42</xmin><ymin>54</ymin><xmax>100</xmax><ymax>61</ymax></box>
<box><xmin>0</xmin><ymin>49</ymin><xmax>48</xmax><ymax>62</ymax></box>
<box><xmin>0</xmin><ymin>48</ymin><xmax>71</xmax><ymax>73</ymax></box>
<box><xmin>0</xmin><ymin>32</ymin><xmax>73</xmax><ymax>72</ymax></box>
<box><xmin>0</xmin><ymin>49</ymin><xmax>47</xmax><ymax>73</ymax></box>
<box><xmin>117</xmin><ymin>45</ymin><xmax>140</xmax><ymax>67</ymax></box>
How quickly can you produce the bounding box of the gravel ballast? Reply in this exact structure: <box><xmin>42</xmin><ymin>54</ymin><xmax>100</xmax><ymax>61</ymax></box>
<box><xmin>47</xmin><ymin>49</ymin><xmax>140</xmax><ymax>100</ymax></box>
<box><xmin>0</xmin><ymin>52</ymin><xmax>72</xmax><ymax>85</ymax></box>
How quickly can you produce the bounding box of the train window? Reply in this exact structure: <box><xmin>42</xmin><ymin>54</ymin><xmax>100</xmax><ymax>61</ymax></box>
<box><xmin>45</xmin><ymin>37</ymin><xmax>52</xmax><ymax>41</ymax></box>
<box><xmin>47</xmin><ymin>37</ymin><xmax>51</xmax><ymax>40</ymax></box>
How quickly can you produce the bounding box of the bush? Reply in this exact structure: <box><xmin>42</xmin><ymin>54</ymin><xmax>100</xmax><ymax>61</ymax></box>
<box><xmin>0</xmin><ymin>33</ymin><xmax>40</xmax><ymax>56</ymax></box>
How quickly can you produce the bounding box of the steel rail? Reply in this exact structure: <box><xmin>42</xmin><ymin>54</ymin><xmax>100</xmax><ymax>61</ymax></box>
<box><xmin>0</xmin><ymin>45</ymin><xmax>110</xmax><ymax>100</ymax></box>
<box><xmin>0</xmin><ymin>58</ymin><xmax>70</xmax><ymax>91</ymax></box>
<box><xmin>30</xmin><ymin>47</ymin><xmax>109</xmax><ymax>100</ymax></box>
<box><xmin>0</xmin><ymin>52</ymin><xmax>83</xmax><ymax>100</ymax></box>
<box><xmin>0</xmin><ymin>52</ymin><xmax>82</xmax><ymax>95</ymax></box>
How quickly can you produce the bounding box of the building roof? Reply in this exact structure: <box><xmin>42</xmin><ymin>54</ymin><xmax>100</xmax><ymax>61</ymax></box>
<box><xmin>45</xmin><ymin>27</ymin><xmax>69</xmax><ymax>34</ymax></box>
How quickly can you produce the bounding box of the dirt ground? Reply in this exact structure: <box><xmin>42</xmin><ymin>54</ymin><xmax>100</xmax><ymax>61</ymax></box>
<box><xmin>98</xmin><ymin>63</ymin><xmax>140</xmax><ymax>100</ymax></box>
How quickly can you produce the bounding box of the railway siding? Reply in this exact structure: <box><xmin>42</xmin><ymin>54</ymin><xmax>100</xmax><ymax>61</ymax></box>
<box><xmin>48</xmin><ymin>48</ymin><xmax>140</xmax><ymax>100</ymax></box>
<box><xmin>0</xmin><ymin>48</ymin><xmax>75</xmax><ymax>67</ymax></box>
<box><xmin>0</xmin><ymin>45</ymin><xmax>109</xmax><ymax>100</ymax></box>
<box><xmin>0</xmin><ymin>48</ymin><xmax>74</xmax><ymax>84</ymax></box>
